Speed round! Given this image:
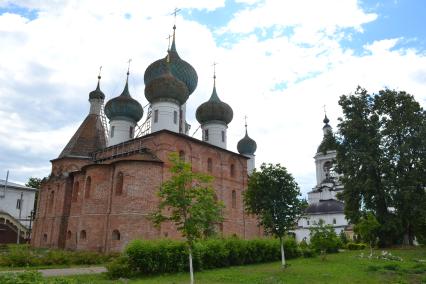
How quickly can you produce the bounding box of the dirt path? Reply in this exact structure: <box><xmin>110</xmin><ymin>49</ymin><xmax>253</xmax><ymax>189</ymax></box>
<box><xmin>1</xmin><ymin>266</ymin><xmax>107</xmax><ymax>277</ymax></box>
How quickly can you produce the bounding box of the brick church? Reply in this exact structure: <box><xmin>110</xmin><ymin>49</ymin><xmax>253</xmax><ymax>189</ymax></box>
<box><xmin>31</xmin><ymin>25</ymin><xmax>261</xmax><ymax>252</ymax></box>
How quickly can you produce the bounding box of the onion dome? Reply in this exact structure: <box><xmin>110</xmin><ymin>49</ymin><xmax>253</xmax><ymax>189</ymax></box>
<box><xmin>145</xmin><ymin>59</ymin><xmax>189</xmax><ymax>105</ymax></box>
<box><xmin>195</xmin><ymin>76</ymin><xmax>233</xmax><ymax>125</ymax></box>
<box><xmin>317</xmin><ymin>115</ymin><xmax>338</xmax><ymax>154</ymax></box>
<box><xmin>323</xmin><ymin>114</ymin><xmax>332</xmax><ymax>132</ymax></box>
<box><xmin>89</xmin><ymin>75</ymin><xmax>105</xmax><ymax>100</ymax></box>
<box><xmin>144</xmin><ymin>25</ymin><xmax>198</xmax><ymax>95</ymax></box>
<box><xmin>237</xmin><ymin>124</ymin><xmax>257</xmax><ymax>155</ymax></box>
<box><xmin>104</xmin><ymin>73</ymin><xmax>143</xmax><ymax>123</ymax></box>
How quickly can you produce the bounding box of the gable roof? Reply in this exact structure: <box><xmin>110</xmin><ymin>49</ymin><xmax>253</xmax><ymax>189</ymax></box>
<box><xmin>58</xmin><ymin>114</ymin><xmax>106</xmax><ymax>159</ymax></box>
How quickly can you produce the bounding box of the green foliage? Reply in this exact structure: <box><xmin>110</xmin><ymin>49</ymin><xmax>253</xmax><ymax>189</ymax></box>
<box><xmin>309</xmin><ymin>220</ymin><xmax>341</xmax><ymax>257</ymax></box>
<box><xmin>0</xmin><ymin>271</ymin><xmax>75</xmax><ymax>284</ymax></box>
<box><xmin>150</xmin><ymin>153</ymin><xmax>224</xmax><ymax>245</ymax></box>
<box><xmin>346</xmin><ymin>242</ymin><xmax>367</xmax><ymax>250</ymax></box>
<box><xmin>318</xmin><ymin>130</ymin><xmax>339</xmax><ymax>155</ymax></box>
<box><xmin>107</xmin><ymin>238</ymin><xmax>301</xmax><ymax>279</ymax></box>
<box><xmin>339</xmin><ymin>230</ymin><xmax>349</xmax><ymax>245</ymax></box>
<box><xmin>0</xmin><ymin>244</ymin><xmax>115</xmax><ymax>267</ymax></box>
<box><xmin>336</xmin><ymin>87</ymin><xmax>426</xmax><ymax>245</ymax></box>
<box><xmin>245</xmin><ymin>163</ymin><xmax>305</xmax><ymax>238</ymax></box>
<box><xmin>25</xmin><ymin>177</ymin><xmax>42</xmax><ymax>189</ymax></box>
<box><xmin>354</xmin><ymin>212</ymin><xmax>381</xmax><ymax>251</ymax></box>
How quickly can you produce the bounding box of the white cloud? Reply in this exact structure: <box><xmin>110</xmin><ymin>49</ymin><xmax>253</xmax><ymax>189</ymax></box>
<box><xmin>0</xmin><ymin>0</ymin><xmax>425</xmax><ymax>196</ymax></box>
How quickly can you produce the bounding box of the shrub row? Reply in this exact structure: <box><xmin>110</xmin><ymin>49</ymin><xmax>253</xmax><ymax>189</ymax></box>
<box><xmin>0</xmin><ymin>271</ymin><xmax>76</xmax><ymax>284</ymax></box>
<box><xmin>107</xmin><ymin>237</ymin><xmax>309</xmax><ymax>279</ymax></box>
<box><xmin>0</xmin><ymin>244</ymin><xmax>117</xmax><ymax>267</ymax></box>
<box><xmin>346</xmin><ymin>242</ymin><xmax>367</xmax><ymax>250</ymax></box>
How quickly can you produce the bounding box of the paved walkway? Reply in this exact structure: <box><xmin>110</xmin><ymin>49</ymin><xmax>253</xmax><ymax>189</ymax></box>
<box><xmin>1</xmin><ymin>266</ymin><xmax>107</xmax><ymax>277</ymax></box>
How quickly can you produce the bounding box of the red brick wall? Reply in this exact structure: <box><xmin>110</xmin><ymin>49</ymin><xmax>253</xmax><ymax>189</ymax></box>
<box><xmin>32</xmin><ymin>131</ymin><xmax>262</xmax><ymax>252</ymax></box>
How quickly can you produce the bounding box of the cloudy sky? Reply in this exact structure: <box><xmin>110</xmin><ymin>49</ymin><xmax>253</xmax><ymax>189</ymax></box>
<box><xmin>1</xmin><ymin>0</ymin><xmax>425</xmax><ymax>195</ymax></box>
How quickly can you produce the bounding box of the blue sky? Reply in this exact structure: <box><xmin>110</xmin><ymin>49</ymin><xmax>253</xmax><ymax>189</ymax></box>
<box><xmin>0</xmin><ymin>0</ymin><xmax>425</xmax><ymax>196</ymax></box>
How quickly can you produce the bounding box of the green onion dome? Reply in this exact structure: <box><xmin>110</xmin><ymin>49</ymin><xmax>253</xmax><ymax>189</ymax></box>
<box><xmin>144</xmin><ymin>27</ymin><xmax>198</xmax><ymax>95</ymax></box>
<box><xmin>89</xmin><ymin>76</ymin><xmax>105</xmax><ymax>100</ymax></box>
<box><xmin>195</xmin><ymin>82</ymin><xmax>233</xmax><ymax>125</ymax></box>
<box><xmin>104</xmin><ymin>77</ymin><xmax>143</xmax><ymax>123</ymax></box>
<box><xmin>145</xmin><ymin>64</ymin><xmax>189</xmax><ymax>105</ymax></box>
<box><xmin>237</xmin><ymin>129</ymin><xmax>257</xmax><ymax>155</ymax></box>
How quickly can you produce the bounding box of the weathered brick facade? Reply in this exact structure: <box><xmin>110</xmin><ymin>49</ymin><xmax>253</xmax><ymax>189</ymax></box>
<box><xmin>32</xmin><ymin>130</ymin><xmax>262</xmax><ymax>252</ymax></box>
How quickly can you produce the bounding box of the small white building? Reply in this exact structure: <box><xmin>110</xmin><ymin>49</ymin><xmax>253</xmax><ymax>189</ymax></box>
<box><xmin>0</xmin><ymin>178</ymin><xmax>37</xmax><ymax>243</ymax></box>
<box><xmin>294</xmin><ymin>116</ymin><xmax>350</xmax><ymax>242</ymax></box>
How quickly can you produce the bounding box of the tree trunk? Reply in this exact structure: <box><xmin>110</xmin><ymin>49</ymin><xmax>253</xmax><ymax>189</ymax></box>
<box><xmin>280</xmin><ymin>237</ymin><xmax>286</xmax><ymax>268</ymax></box>
<box><xmin>369</xmin><ymin>242</ymin><xmax>373</xmax><ymax>258</ymax></box>
<box><xmin>189</xmin><ymin>246</ymin><xmax>194</xmax><ymax>284</ymax></box>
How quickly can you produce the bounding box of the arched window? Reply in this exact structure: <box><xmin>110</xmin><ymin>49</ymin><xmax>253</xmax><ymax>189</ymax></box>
<box><xmin>323</xmin><ymin>161</ymin><xmax>333</xmax><ymax>178</ymax></box>
<box><xmin>67</xmin><ymin>230</ymin><xmax>72</xmax><ymax>240</ymax></box>
<box><xmin>111</xmin><ymin>126</ymin><xmax>115</xmax><ymax>138</ymax></box>
<box><xmin>72</xmin><ymin>182</ymin><xmax>79</xmax><ymax>202</ymax></box>
<box><xmin>179</xmin><ymin>150</ymin><xmax>185</xmax><ymax>161</ymax></box>
<box><xmin>80</xmin><ymin>230</ymin><xmax>86</xmax><ymax>240</ymax></box>
<box><xmin>85</xmin><ymin>177</ymin><xmax>91</xmax><ymax>198</ymax></box>
<box><xmin>307</xmin><ymin>220</ymin><xmax>310</xmax><ymax>226</ymax></box>
<box><xmin>49</xmin><ymin>190</ymin><xmax>55</xmax><ymax>213</ymax></box>
<box><xmin>112</xmin><ymin>229</ymin><xmax>121</xmax><ymax>241</ymax></box>
<box><xmin>221</xmin><ymin>130</ymin><xmax>225</xmax><ymax>142</ymax></box>
<box><xmin>230</xmin><ymin>164</ymin><xmax>235</xmax><ymax>178</ymax></box>
<box><xmin>154</xmin><ymin>110</ymin><xmax>159</xmax><ymax>123</ymax></box>
<box><xmin>129</xmin><ymin>126</ymin><xmax>134</xmax><ymax>138</ymax></box>
<box><xmin>115</xmin><ymin>172</ymin><xmax>123</xmax><ymax>196</ymax></box>
<box><xmin>232</xmin><ymin>190</ymin><xmax>237</xmax><ymax>209</ymax></box>
<box><xmin>173</xmin><ymin>111</ymin><xmax>178</xmax><ymax>124</ymax></box>
<box><xmin>207</xmin><ymin>158</ymin><xmax>212</xmax><ymax>173</ymax></box>
<box><xmin>43</xmin><ymin>233</ymin><xmax>47</xmax><ymax>243</ymax></box>
<box><xmin>333</xmin><ymin>218</ymin><xmax>336</xmax><ymax>225</ymax></box>
<box><xmin>204</xmin><ymin>129</ymin><xmax>209</xmax><ymax>141</ymax></box>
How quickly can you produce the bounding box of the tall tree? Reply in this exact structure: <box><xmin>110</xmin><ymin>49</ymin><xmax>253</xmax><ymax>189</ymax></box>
<box><xmin>336</xmin><ymin>87</ymin><xmax>426</xmax><ymax>245</ymax></box>
<box><xmin>150</xmin><ymin>153</ymin><xmax>223</xmax><ymax>284</ymax></box>
<box><xmin>26</xmin><ymin>177</ymin><xmax>43</xmax><ymax>216</ymax></box>
<box><xmin>244</xmin><ymin>163</ymin><xmax>305</xmax><ymax>269</ymax></box>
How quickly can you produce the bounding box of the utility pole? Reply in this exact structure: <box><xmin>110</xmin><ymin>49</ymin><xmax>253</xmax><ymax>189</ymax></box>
<box><xmin>17</xmin><ymin>192</ymin><xmax>23</xmax><ymax>244</ymax></box>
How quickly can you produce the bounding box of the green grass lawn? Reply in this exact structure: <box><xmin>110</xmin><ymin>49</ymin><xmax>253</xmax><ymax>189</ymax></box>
<box><xmin>50</xmin><ymin>248</ymin><xmax>426</xmax><ymax>284</ymax></box>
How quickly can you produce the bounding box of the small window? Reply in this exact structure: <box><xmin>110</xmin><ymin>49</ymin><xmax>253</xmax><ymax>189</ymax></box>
<box><xmin>154</xmin><ymin>110</ymin><xmax>159</xmax><ymax>123</ymax></box>
<box><xmin>173</xmin><ymin>111</ymin><xmax>178</xmax><ymax>124</ymax></box>
<box><xmin>16</xmin><ymin>199</ymin><xmax>22</xmax><ymax>210</ymax></box>
<box><xmin>307</xmin><ymin>220</ymin><xmax>310</xmax><ymax>226</ymax></box>
<box><xmin>333</xmin><ymin>218</ymin><xmax>336</xmax><ymax>225</ymax></box>
<box><xmin>72</xmin><ymin>182</ymin><xmax>79</xmax><ymax>202</ymax></box>
<box><xmin>207</xmin><ymin>158</ymin><xmax>212</xmax><ymax>173</ymax></box>
<box><xmin>80</xmin><ymin>230</ymin><xmax>86</xmax><ymax>240</ymax></box>
<box><xmin>115</xmin><ymin>172</ymin><xmax>124</xmax><ymax>196</ymax></box>
<box><xmin>221</xmin><ymin>130</ymin><xmax>225</xmax><ymax>142</ymax></box>
<box><xmin>111</xmin><ymin>126</ymin><xmax>115</xmax><ymax>138</ymax></box>
<box><xmin>232</xmin><ymin>190</ymin><xmax>237</xmax><ymax>209</ymax></box>
<box><xmin>67</xmin><ymin>230</ymin><xmax>72</xmax><ymax>240</ymax></box>
<box><xmin>179</xmin><ymin>150</ymin><xmax>185</xmax><ymax>161</ymax></box>
<box><xmin>230</xmin><ymin>164</ymin><xmax>235</xmax><ymax>177</ymax></box>
<box><xmin>129</xmin><ymin>126</ymin><xmax>134</xmax><ymax>138</ymax></box>
<box><xmin>112</xmin><ymin>229</ymin><xmax>121</xmax><ymax>240</ymax></box>
<box><xmin>204</xmin><ymin>129</ymin><xmax>209</xmax><ymax>141</ymax></box>
<box><xmin>49</xmin><ymin>191</ymin><xmax>54</xmax><ymax>212</ymax></box>
<box><xmin>85</xmin><ymin>177</ymin><xmax>91</xmax><ymax>198</ymax></box>
<box><xmin>43</xmin><ymin>233</ymin><xmax>47</xmax><ymax>243</ymax></box>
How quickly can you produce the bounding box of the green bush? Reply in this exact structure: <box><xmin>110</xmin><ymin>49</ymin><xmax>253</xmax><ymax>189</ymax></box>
<box><xmin>108</xmin><ymin>237</ymin><xmax>301</xmax><ymax>279</ymax></box>
<box><xmin>300</xmin><ymin>247</ymin><xmax>316</xmax><ymax>258</ymax></box>
<box><xmin>0</xmin><ymin>271</ymin><xmax>43</xmax><ymax>284</ymax></box>
<box><xmin>309</xmin><ymin>220</ymin><xmax>341</xmax><ymax>254</ymax></box>
<box><xmin>347</xmin><ymin>242</ymin><xmax>367</xmax><ymax>250</ymax></box>
<box><xmin>0</xmin><ymin>244</ymin><xmax>116</xmax><ymax>268</ymax></box>
<box><xmin>105</xmin><ymin>256</ymin><xmax>134</xmax><ymax>279</ymax></box>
